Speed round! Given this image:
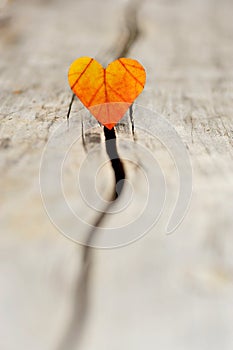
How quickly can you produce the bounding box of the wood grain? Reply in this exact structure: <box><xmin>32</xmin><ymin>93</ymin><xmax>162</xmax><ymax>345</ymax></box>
<box><xmin>1</xmin><ymin>0</ymin><xmax>233</xmax><ymax>349</ymax></box>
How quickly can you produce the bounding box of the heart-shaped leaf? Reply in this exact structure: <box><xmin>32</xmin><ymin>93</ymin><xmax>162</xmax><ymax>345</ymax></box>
<box><xmin>68</xmin><ymin>57</ymin><xmax>146</xmax><ymax>129</ymax></box>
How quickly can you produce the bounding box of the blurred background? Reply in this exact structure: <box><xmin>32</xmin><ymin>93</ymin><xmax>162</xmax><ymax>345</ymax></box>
<box><xmin>1</xmin><ymin>0</ymin><xmax>233</xmax><ymax>349</ymax></box>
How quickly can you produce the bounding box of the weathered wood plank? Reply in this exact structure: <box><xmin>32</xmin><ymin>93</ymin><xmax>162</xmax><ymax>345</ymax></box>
<box><xmin>1</xmin><ymin>0</ymin><xmax>233</xmax><ymax>349</ymax></box>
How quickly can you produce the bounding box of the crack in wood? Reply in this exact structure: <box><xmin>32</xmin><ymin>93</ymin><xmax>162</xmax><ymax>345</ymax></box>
<box><xmin>56</xmin><ymin>1</ymin><xmax>142</xmax><ymax>350</ymax></box>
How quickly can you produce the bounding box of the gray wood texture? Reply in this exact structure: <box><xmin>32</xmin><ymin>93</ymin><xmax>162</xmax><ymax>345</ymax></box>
<box><xmin>1</xmin><ymin>0</ymin><xmax>233</xmax><ymax>349</ymax></box>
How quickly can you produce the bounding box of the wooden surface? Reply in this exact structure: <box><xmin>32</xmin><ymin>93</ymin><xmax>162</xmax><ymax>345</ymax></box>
<box><xmin>1</xmin><ymin>0</ymin><xmax>233</xmax><ymax>349</ymax></box>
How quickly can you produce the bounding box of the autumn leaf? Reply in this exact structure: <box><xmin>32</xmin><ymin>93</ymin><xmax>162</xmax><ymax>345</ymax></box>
<box><xmin>68</xmin><ymin>57</ymin><xmax>146</xmax><ymax>129</ymax></box>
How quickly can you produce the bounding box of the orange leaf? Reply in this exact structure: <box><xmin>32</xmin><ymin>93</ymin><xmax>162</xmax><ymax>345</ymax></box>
<box><xmin>68</xmin><ymin>57</ymin><xmax>146</xmax><ymax>129</ymax></box>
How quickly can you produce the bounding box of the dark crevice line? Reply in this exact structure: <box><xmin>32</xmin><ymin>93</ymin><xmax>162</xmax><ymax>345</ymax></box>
<box><xmin>56</xmin><ymin>251</ymin><xmax>91</xmax><ymax>350</ymax></box>
<box><xmin>59</xmin><ymin>1</ymin><xmax>141</xmax><ymax>350</ymax></box>
<box><xmin>129</xmin><ymin>104</ymin><xmax>135</xmax><ymax>137</ymax></box>
<box><xmin>81</xmin><ymin>115</ymin><xmax>87</xmax><ymax>152</ymax></box>
<box><xmin>84</xmin><ymin>0</ymin><xmax>141</xmax><ymax>235</ymax></box>
<box><xmin>67</xmin><ymin>93</ymin><xmax>75</xmax><ymax>121</ymax></box>
<box><xmin>56</xmin><ymin>128</ymin><xmax>125</xmax><ymax>350</ymax></box>
<box><xmin>83</xmin><ymin>128</ymin><xmax>126</xmax><ymax>243</ymax></box>
<box><xmin>115</xmin><ymin>0</ymin><xmax>142</xmax><ymax>58</ymax></box>
<box><xmin>103</xmin><ymin>126</ymin><xmax>125</xmax><ymax>199</ymax></box>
